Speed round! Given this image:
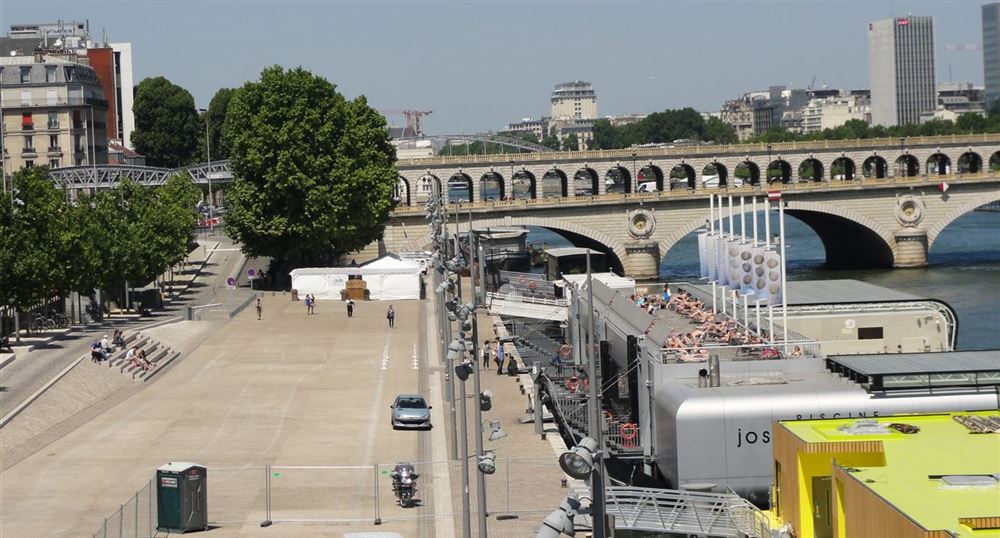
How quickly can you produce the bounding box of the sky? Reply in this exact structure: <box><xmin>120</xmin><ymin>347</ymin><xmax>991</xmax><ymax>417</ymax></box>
<box><xmin>1</xmin><ymin>0</ymin><xmax>988</xmax><ymax>134</ymax></box>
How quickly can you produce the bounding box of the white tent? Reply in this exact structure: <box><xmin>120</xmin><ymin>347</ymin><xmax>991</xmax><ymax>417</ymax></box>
<box><xmin>289</xmin><ymin>256</ymin><xmax>423</xmax><ymax>301</ymax></box>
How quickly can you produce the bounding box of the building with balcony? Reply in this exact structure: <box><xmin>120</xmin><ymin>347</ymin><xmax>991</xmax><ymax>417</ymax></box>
<box><xmin>550</xmin><ymin>80</ymin><xmax>597</xmax><ymax>120</ymax></box>
<box><xmin>0</xmin><ymin>20</ymin><xmax>135</xmax><ymax>148</ymax></box>
<box><xmin>0</xmin><ymin>53</ymin><xmax>109</xmax><ymax>173</ymax></box>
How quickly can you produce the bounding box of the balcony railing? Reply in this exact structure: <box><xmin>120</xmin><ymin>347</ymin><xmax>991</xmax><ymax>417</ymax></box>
<box><xmin>1</xmin><ymin>96</ymin><xmax>109</xmax><ymax>109</ymax></box>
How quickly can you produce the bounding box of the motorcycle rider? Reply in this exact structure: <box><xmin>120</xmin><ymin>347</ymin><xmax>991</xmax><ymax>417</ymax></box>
<box><xmin>390</xmin><ymin>463</ymin><xmax>419</xmax><ymax>507</ymax></box>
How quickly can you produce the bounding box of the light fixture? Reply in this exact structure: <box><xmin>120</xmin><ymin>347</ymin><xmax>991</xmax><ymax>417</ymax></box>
<box><xmin>480</xmin><ymin>390</ymin><xmax>493</xmax><ymax>411</ymax></box>
<box><xmin>535</xmin><ymin>495</ymin><xmax>579</xmax><ymax>537</ymax></box>
<box><xmin>558</xmin><ymin>437</ymin><xmax>599</xmax><ymax>480</ymax></box>
<box><xmin>454</xmin><ymin>361</ymin><xmax>473</xmax><ymax>381</ymax></box>
<box><xmin>477</xmin><ymin>451</ymin><xmax>497</xmax><ymax>475</ymax></box>
<box><xmin>487</xmin><ymin>420</ymin><xmax>507</xmax><ymax>441</ymax></box>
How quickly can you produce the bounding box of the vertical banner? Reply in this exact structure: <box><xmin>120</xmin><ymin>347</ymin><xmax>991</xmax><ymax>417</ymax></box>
<box><xmin>698</xmin><ymin>233</ymin><xmax>709</xmax><ymax>279</ymax></box>
<box><xmin>726</xmin><ymin>238</ymin><xmax>742</xmax><ymax>290</ymax></box>
<box><xmin>764</xmin><ymin>249</ymin><xmax>783</xmax><ymax>305</ymax></box>
<box><xmin>750</xmin><ymin>246</ymin><xmax>768</xmax><ymax>302</ymax></box>
<box><xmin>738</xmin><ymin>243</ymin><xmax>755</xmax><ymax>296</ymax></box>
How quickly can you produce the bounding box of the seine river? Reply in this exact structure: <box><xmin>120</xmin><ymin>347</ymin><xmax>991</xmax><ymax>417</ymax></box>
<box><xmin>525</xmin><ymin>210</ymin><xmax>1000</xmax><ymax>350</ymax></box>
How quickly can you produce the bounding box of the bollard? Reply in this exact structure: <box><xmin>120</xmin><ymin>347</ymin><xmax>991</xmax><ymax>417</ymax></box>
<box><xmin>186</xmin><ymin>306</ymin><xmax>193</xmax><ymax>321</ymax></box>
<box><xmin>373</xmin><ymin>464</ymin><xmax>382</xmax><ymax>525</ymax></box>
<box><xmin>260</xmin><ymin>465</ymin><xmax>272</xmax><ymax>527</ymax></box>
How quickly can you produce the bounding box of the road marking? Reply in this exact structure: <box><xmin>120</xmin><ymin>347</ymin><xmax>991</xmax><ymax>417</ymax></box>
<box><xmin>381</xmin><ymin>340</ymin><xmax>391</xmax><ymax>370</ymax></box>
<box><xmin>411</xmin><ymin>343</ymin><xmax>419</xmax><ymax>370</ymax></box>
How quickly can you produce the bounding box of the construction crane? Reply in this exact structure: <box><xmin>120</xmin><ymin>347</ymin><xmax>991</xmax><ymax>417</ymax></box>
<box><xmin>382</xmin><ymin>110</ymin><xmax>433</xmax><ymax>137</ymax></box>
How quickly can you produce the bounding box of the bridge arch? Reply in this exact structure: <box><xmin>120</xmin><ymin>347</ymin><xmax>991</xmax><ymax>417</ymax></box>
<box><xmin>735</xmin><ymin>160</ymin><xmax>761</xmax><ymax>186</ymax></box>
<box><xmin>395</xmin><ymin>175</ymin><xmax>411</xmax><ymax>206</ymax></box>
<box><xmin>541</xmin><ymin>169</ymin><xmax>568</xmax><ymax>198</ymax></box>
<box><xmin>447</xmin><ymin>172</ymin><xmax>473</xmax><ymax>202</ymax></box>
<box><xmin>480</xmin><ymin>172</ymin><xmax>504</xmax><ymax>201</ymax></box>
<box><xmin>606</xmin><ymin>166</ymin><xmax>632</xmax><ymax>194</ymax></box>
<box><xmin>512</xmin><ymin>169</ymin><xmax>536</xmax><ymax>199</ymax></box>
<box><xmin>926</xmin><ymin>189</ymin><xmax>1000</xmax><ymax>249</ymax></box>
<box><xmin>926</xmin><ymin>153</ymin><xmax>951</xmax><ymax>175</ymax></box>
<box><xmin>638</xmin><ymin>164</ymin><xmax>664</xmax><ymax>192</ymax></box>
<box><xmin>669</xmin><ymin>163</ymin><xmax>696</xmax><ymax>190</ymax></box>
<box><xmin>896</xmin><ymin>154</ymin><xmax>919</xmax><ymax>177</ymax></box>
<box><xmin>863</xmin><ymin>155</ymin><xmax>888</xmax><ymax>178</ymax></box>
<box><xmin>416</xmin><ymin>174</ymin><xmax>441</xmax><ymax>201</ymax></box>
<box><xmin>990</xmin><ymin>151</ymin><xmax>1000</xmax><ymax>171</ymax></box>
<box><xmin>573</xmin><ymin>167</ymin><xmax>599</xmax><ymax>196</ymax></box>
<box><xmin>702</xmin><ymin>162</ymin><xmax>728</xmax><ymax>188</ymax></box>
<box><xmin>831</xmin><ymin>157</ymin><xmax>855</xmax><ymax>180</ymax></box>
<box><xmin>957</xmin><ymin>151</ymin><xmax>983</xmax><ymax>174</ymax></box>
<box><xmin>767</xmin><ymin>159</ymin><xmax>792</xmax><ymax>184</ymax></box>
<box><xmin>798</xmin><ymin>158</ymin><xmax>824</xmax><ymax>182</ymax></box>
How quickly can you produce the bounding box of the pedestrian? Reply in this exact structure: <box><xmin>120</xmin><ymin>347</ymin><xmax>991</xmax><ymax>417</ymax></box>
<box><xmin>346</xmin><ymin>298</ymin><xmax>355</xmax><ymax>318</ymax></box>
<box><xmin>386</xmin><ymin>305</ymin><xmax>395</xmax><ymax>328</ymax></box>
<box><xmin>495</xmin><ymin>342</ymin><xmax>505</xmax><ymax>375</ymax></box>
<box><xmin>482</xmin><ymin>340</ymin><xmax>492</xmax><ymax>368</ymax></box>
<box><xmin>309</xmin><ymin>294</ymin><xmax>316</xmax><ymax>315</ymax></box>
<box><xmin>101</xmin><ymin>334</ymin><xmax>112</xmax><ymax>354</ymax></box>
<box><xmin>256</xmin><ymin>297</ymin><xmax>262</xmax><ymax>320</ymax></box>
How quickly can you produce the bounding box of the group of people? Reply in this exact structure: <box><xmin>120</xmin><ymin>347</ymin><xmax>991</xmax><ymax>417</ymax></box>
<box><xmin>663</xmin><ymin>289</ymin><xmax>770</xmax><ymax>363</ymax></box>
<box><xmin>481</xmin><ymin>339</ymin><xmax>518</xmax><ymax>376</ymax></box>
<box><xmin>90</xmin><ymin>333</ymin><xmax>116</xmax><ymax>362</ymax></box>
<box><xmin>628</xmin><ymin>290</ymin><xmax>670</xmax><ymax>316</ymax></box>
<box><xmin>124</xmin><ymin>345</ymin><xmax>154</xmax><ymax>371</ymax></box>
<box><xmin>304</xmin><ymin>294</ymin><xmax>317</xmax><ymax>315</ymax></box>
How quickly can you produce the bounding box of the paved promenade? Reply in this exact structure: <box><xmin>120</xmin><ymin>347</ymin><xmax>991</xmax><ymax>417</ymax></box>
<box><xmin>0</xmin><ymin>295</ymin><xmax>435</xmax><ymax>537</ymax></box>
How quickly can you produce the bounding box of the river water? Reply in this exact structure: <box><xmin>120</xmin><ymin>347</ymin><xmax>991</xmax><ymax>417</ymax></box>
<box><xmin>525</xmin><ymin>210</ymin><xmax>1000</xmax><ymax>350</ymax></box>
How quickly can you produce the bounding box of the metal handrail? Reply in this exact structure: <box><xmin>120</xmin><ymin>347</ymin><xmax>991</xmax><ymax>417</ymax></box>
<box><xmin>605</xmin><ymin>485</ymin><xmax>767</xmax><ymax>537</ymax></box>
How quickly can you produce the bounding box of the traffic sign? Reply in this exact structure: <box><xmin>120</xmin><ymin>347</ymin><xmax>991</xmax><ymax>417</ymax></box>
<box><xmin>226</xmin><ymin>277</ymin><xmax>236</xmax><ymax>287</ymax></box>
<box><xmin>247</xmin><ymin>268</ymin><xmax>256</xmax><ymax>278</ymax></box>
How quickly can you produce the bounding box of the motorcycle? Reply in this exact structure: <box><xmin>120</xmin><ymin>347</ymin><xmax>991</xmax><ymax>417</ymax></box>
<box><xmin>390</xmin><ymin>463</ymin><xmax>419</xmax><ymax>508</ymax></box>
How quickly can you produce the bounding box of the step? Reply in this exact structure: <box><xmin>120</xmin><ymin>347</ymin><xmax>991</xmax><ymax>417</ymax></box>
<box><xmin>118</xmin><ymin>342</ymin><xmax>160</xmax><ymax>373</ymax></box>
<box><xmin>127</xmin><ymin>347</ymin><xmax>168</xmax><ymax>379</ymax></box>
<box><xmin>139</xmin><ymin>350</ymin><xmax>179</xmax><ymax>381</ymax></box>
<box><xmin>106</xmin><ymin>337</ymin><xmax>150</xmax><ymax>367</ymax></box>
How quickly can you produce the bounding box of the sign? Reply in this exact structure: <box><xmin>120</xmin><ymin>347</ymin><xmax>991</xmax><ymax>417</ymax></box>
<box><xmin>767</xmin><ymin>190</ymin><xmax>782</xmax><ymax>202</ymax></box>
<box><xmin>160</xmin><ymin>477</ymin><xmax>178</xmax><ymax>488</ymax></box>
<box><xmin>937</xmin><ymin>181</ymin><xmax>950</xmax><ymax>193</ymax></box>
<box><xmin>247</xmin><ymin>268</ymin><xmax>256</xmax><ymax>278</ymax></box>
<box><xmin>897</xmin><ymin>17</ymin><xmax>909</xmax><ymax>26</ymax></box>
<box><xmin>226</xmin><ymin>277</ymin><xmax>236</xmax><ymax>287</ymax></box>
<box><xmin>198</xmin><ymin>217</ymin><xmax>220</xmax><ymax>228</ymax></box>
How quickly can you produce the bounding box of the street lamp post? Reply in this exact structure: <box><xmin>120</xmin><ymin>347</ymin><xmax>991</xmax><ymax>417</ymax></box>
<box><xmin>766</xmin><ymin>144</ymin><xmax>773</xmax><ymax>183</ymax></box>
<box><xmin>198</xmin><ymin>108</ymin><xmax>214</xmax><ymax>233</ymax></box>
<box><xmin>631</xmin><ymin>152</ymin><xmax>637</xmax><ymax>193</ymax></box>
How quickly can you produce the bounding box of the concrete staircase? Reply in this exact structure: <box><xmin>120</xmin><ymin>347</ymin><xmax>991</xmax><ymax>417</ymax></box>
<box><xmin>102</xmin><ymin>331</ymin><xmax>180</xmax><ymax>382</ymax></box>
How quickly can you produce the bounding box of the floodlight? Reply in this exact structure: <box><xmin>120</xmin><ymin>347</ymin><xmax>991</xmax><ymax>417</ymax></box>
<box><xmin>454</xmin><ymin>361</ymin><xmax>473</xmax><ymax>381</ymax></box>
<box><xmin>479</xmin><ymin>390</ymin><xmax>493</xmax><ymax>411</ymax></box>
<box><xmin>477</xmin><ymin>451</ymin><xmax>497</xmax><ymax>475</ymax></box>
<box><xmin>487</xmin><ymin>420</ymin><xmax>508</xmax><ymax>441</ymax></box>
<box><xmin>558</xmin><ymin>437</ymin><xmax>599</xmax><ymax>479</ymax></box>
<box><xmin>535</xmin><ymin>495</ymin><xmax>579</xmax><ymax>537</ymax></box>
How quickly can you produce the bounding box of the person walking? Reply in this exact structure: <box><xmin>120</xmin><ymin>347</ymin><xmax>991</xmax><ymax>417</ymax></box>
<box><xmin>481</xmin><ymin>340</ymin><xmax>492</xmax><ymax>368</ymax></box>
<box><xmin>346</xmin><ymin>298</ymin><xmax>355</xmax><ymax>318</ymax></box>
<box><xmin>495</xmin><ymin>342</ymin><xmax>505</xmax><ymax>375</ymax></box>
<box><xmin>256</xmin><ymin>297</ymin><xmax>262</xmax><ymax>320</ymax></box>
<box><xmin>386</xmin><ymin>305</ymin><xmax>395</xmax><ymax>328</ymax></box>
<box><xmin>304</xmin><ymin>294</ymin><xmax>312</xmax><ymax>315</ymax></box>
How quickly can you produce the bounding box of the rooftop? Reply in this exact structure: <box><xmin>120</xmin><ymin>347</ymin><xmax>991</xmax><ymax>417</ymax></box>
<box><xmin>779</xmin><ymin>411</ymin><xmax>1000</xmax><ymax>537</ymax></box>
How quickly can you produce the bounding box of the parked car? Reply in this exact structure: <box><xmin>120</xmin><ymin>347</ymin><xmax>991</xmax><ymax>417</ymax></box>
<box><xmin>390</xmin><ymin>394</ymin><xmax>432</xmax><ymax>430</ymax></box>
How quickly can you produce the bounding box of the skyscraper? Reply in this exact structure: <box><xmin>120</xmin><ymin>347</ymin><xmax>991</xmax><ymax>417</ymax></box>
<box><xmin>983</xmin><ymin>3</ymin><xmax>1000</xmax><ymax>111</ymax></box>
<box><xmin>868</xmin><ymin>16</ymin><xmax>936</xmax><ymax>126</ymax></box>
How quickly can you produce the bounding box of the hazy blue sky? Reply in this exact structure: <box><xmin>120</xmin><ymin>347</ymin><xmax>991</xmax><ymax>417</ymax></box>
<box><xmin>3</xmin><ymin>1</ymin><xmax>987</xmax><ymax>133</ymax></box>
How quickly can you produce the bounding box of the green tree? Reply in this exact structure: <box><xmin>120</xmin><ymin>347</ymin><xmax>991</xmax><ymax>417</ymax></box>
<box><xmin>541</xmin><ymin>128</ymin><xmax>561</xmax><ymax>150</ymax></box>
<box><xmin>203</xmin><ymin>87</ymin><xmax>237</xmax><ymax>161</ymax></box>
<box><xmin>0</xmin><ymin>167</ymin><xmax>74</xmax><ymax>315</ymax></box>
<box><xmin>590</xmin><ymin>119</ymin><xmax>619</xmax><ymax>149</ymax></box>
<box><xmin>704</xmin><ymin>116</ymin><xmax>737</xmax><ymax>144</ymax></box>
<box><xmin>223</xmin><ymin>66</ymin><xmax>397</xmax><ymax>264</ymax></box>
<box><xmin>131</xmin><ymin>76</ymin><xmax>203</xmax><ymax>167</ymax></box>
<box><xmin>562</xmin><ymin>133</ymin><xmax>580</xmax><ymax>151</ymax></box>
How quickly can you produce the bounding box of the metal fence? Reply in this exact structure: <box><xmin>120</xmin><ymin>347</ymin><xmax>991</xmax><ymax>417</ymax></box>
<box><xmin>92</xmin><ymin>458</ymin><xmax>572</xmax><ymax>536</ymax></box>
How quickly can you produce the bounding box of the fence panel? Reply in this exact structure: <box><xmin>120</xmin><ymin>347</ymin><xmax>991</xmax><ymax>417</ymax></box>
<box><xmin>376</xmin><ymin>460</ymin><xmax>444</xmax><ymax>524</ymax></box>
<box><xmin>208</xmin><ymin>466</ymin><xmax>267</xmax><ymax>526</ymax></box>
<box><xmin>269</xmin><ymin>465</ymin><xmax>376</xmax><ymax>524</ymax></box>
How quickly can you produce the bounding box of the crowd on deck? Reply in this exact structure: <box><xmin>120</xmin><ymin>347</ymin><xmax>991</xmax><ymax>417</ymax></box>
<box><xmin>624</xmin><ymin>288</ymin><xmax>802</xmax><ymax>362</ymax></box>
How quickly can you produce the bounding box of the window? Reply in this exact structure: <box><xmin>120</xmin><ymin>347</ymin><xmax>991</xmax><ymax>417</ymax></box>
<box><xmin>20</xmin><ymin>66</ymin><xmax>31</xmax><ymax>83</ymax></box>
<box><xmin>23</xmin><ymin>135</ymin><xmax>34</xmax><ymax>150</ymax></box>
<box><xmin>74</xmin><ymin>134</ymin><xmax>83</xmax><ymax>152</ymax></box>
<box><xmin>22</xmin><ymin>112</ymin><xmax>33</xmax><ymax>130</ymax></box>
<box><xmin>24</xmin><ymin>160</ymin><xmax>34</xmax><ymax>169</ymax></box>
<box><xmin>49</xmin><ymin>135</ymin><xmax>58</xmax><ymax>150</ymax></box>
<box><xmin>75</xmin><ymin>156</ymin><xmax>84</xmax><ymax>166</ymax></box>
<box><xmin>49</xmin><ymin>158</ymin><xmax>59</xmax><ymax>168</ymax></box>
<box><xmin>20</xmin><ymin>90</ymin><xmax>31</xmax><ymax>106</ymax></box>
<box><xmin>64</xmin><ymin>67</ymin><xmax>74</xmax><ymax>82</ymax></box>
<box><xmin>48</xmin><ymin>112</ymin><xmax>59</xmax><ymax>129</ymax></box>
<box><xmin>858</xmin><ymin>327</ymin><xmax>884</xmax><ymax>340</ymax></box>
<box><xmin>45</xmin><ymin>65</ymin><xmax>56</xmax><ymax>83</ymax></box>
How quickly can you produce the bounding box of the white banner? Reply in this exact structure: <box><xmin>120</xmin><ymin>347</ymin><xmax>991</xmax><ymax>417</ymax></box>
<box><xmin>763</xmin><ymin>249</ymin><xmax>783</xmax><ymax>305</ymax></box>
<box><xmin>698</xmin><ymin>233</ymin><xmax>709</xmax><ymax>279</ymax></box>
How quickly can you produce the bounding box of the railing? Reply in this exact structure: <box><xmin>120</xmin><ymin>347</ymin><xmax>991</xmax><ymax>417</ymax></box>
<box><xmin>2</xmin><ymin>96</ymin><xmax>109</xmax><ymax>109</ymax></box>
<box><xmin>91</xmin><ymin>479</ymin><xmax>155</xmax><ymax>538</ymax></box>
<box><xmin>605</xmin><ymin>486</ymin><xmax>769</xmax><ymax>537</ymax></box>
<box><xmin>397</xmin><ymin>132</ymin><xmax>1000</xmax><ymax>168</ymax></box>
<box><xmin>390</xmin><ymin>171</ymin><xmax>1000</xmax><ymax>214</ymax></box>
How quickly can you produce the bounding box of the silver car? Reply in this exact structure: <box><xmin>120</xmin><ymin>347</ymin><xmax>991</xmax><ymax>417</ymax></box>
<box><xmin>390</xmin><ymin>394</ymin><xmax>432</xmax><ymax>430</ymax></box>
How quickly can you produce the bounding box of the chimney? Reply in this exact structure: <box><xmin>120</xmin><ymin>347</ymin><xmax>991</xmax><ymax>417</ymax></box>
<box><xmin>697</xmin><ymin>368</ymin><xmax>709</xmax><ymax>388</ymax></box>
<box><xmin>34</xmin><ymin>51</ymin><xmax>44</xmax><ymax>63</ymax></box>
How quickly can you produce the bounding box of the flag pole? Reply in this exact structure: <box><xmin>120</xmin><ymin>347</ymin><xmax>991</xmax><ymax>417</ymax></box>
<box><xmin>709</xmin><ymin>194</ymin><xmax>715</xmax><ymax>234</ymax></box>
<box><xmin>739</xmin><ymin>196</ymin><xmax>746</xmax><ymax>242</ymax></box>
<box><xmin>779</xmin><ymin>198</ymin><xmax>789</xmax><ymax>355</ymax></box>
<box><xmin>764</xmin><ymin>197</ymin><xmax>771</xmax><ymax>249</ymax></box>
<box><xmin>752</xmin><ymin>196</ymin><xmax>759</xmax><ymax>246</ymax></box>
<box><xmin>728</xmin><ymin>196</ymin><xmax>734</xmax><ymax>240</ymax></box>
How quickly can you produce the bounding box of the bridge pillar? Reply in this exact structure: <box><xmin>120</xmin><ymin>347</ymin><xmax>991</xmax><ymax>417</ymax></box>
<box><xmin>623</xmin><ymin>241</ymin><xmax>661</xmax><ymax>280</ymax></box>
<box><xmin>893</xmin><ymin>228</ymin><xmax>929</xmax><ymax>268</ymax></box>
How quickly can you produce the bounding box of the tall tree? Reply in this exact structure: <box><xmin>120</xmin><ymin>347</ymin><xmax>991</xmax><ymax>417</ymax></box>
<box><xmin>204</xmin><ymin>87</ymin><xmax>237</xmax><ymax>161</ymax></box>
<box><xmin>541</xmin><ymin>128</ymin><xmax>561</xmax><ymax>150</ymax></box>
<box><xmin>704</xmin><ymin>116</ymin><xmax>737</xmax><ymax>144</ymax></box>
<box><xmin>562</xmin><ymin>133</ymin><xmax>580</xmax><ymax>151</ymax></box>
<box><xmin>223</xmin><ymin>66</ymin><xmax>397</xmax><ymax>264</ymax></box>
<box><xmin>590</xmin><ymin>119</ymin><xmax>619</xmax><ymax>149</ymax></box>
<box><xmin>131</xmin><ymin>76</ymin><xmax>203</xmax><ymax>167</ymax></box>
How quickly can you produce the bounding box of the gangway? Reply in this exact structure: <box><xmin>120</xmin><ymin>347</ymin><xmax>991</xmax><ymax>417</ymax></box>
<box><xmin>605</xmin><ymin>486</ymin><xmax>770</xmax><ymax>537</ymax></box>
<box><xmin>486</xmin><ymin>291</ymin><xmax>567</xmax><ymax>321</ymax></box>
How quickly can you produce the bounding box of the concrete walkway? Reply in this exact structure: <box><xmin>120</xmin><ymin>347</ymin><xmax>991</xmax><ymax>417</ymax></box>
<box><xmin>0</xmin><ymin>296</ymin><xmax>435</xmax><ymax>537</ymax></box>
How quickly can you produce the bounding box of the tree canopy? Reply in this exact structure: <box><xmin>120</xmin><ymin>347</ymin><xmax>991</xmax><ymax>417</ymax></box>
<box><xmin>223</xmin><ymin>66</ymin><xmax>397</xmax><ymax>264</ymax></box>
<box><xmin>202</xmin><ymin>87</ymin><xmax>237</xmax><ymax>161</ymax></box>
<box><xmin>131</xmin><ymin>76</ymin><xmax>203</xmax><ymax>167</ymax></box>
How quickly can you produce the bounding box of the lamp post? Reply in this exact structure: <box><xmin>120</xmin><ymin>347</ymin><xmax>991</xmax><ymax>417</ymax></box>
<box><xmin>766</xmin><ymin>144</ymin><xmax>773</xmax><ymax>183</ymax></box>
<box><xmin>198</xmin><ymin>108</ymin><xmax>214</xmax><ymax>234</ymax></box>
<box><xmin>631</xmin><ymin>151</ymin><xmax>637</xmax><ymax>193</ymax></box>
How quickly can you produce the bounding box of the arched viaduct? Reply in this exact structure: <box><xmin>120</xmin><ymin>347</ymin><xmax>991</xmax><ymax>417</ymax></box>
<box><xmin>381</xmin><ymin>174</ymin><xmax>1000</xmax><ymax>279</ymax></box>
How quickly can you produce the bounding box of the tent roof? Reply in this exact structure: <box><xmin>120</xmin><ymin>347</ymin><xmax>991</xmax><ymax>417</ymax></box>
<box><xmin>362</xmin><ymin>255</ymin><xmax>422</xmax><ymax>270</ymax></box>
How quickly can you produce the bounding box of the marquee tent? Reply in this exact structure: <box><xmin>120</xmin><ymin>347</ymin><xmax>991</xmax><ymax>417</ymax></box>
<box><xmin>289</xmin><ymin>256</ymin><xmax>423</xmax><ymax>301</ymax></box>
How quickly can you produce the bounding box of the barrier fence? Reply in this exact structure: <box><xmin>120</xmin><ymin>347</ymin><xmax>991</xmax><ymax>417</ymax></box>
<box><xmin>93</xmin><ymin>457</ymin><xmax>567</xmax><ymax>537</ymax></box>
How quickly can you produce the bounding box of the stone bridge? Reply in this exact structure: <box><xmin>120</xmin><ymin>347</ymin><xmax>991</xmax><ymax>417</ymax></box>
<box><xmin>392</xmin><ymin>134</ymin><xmax>1000</xmax><ymax>206</ymax></box>
<box><xmin>380</xmin><ymin>173</ymin><xmax>1000</xmax><ymax>279</ymax></box>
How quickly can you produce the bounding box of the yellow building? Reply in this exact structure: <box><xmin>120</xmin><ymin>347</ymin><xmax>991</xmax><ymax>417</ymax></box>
<box><xmin>771</xmin><ymin>411</ymin><xmax>1000</xmax><ymax>538</ymax></box>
